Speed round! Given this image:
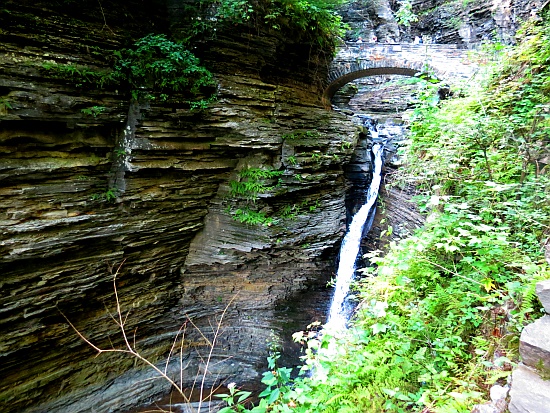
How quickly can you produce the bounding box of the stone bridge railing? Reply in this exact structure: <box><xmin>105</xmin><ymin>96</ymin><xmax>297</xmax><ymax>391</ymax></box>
<box><xmin>323</xmin><ymin>42</ymin><xmax>478</xmax><ymax>106</ymax></box>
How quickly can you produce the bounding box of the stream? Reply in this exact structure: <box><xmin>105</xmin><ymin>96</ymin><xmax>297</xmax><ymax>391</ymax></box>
<box><xmin>326</xmin><ymin>120</ymin><xmax>386</xmax><ymax>331</ymax></box>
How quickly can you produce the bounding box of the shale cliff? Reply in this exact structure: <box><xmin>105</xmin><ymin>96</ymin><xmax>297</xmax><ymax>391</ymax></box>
<box><xmin>341</xmin><ymin>0</ymin><xmax>543</xmax><ymax>45</ymax></box>
<box><xmin>0</xmin><ymin>1</ymin><xmax>358</xmax><ymax>412</ymax></box>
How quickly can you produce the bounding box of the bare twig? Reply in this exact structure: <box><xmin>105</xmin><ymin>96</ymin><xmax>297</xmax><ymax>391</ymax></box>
<box><xmin>60</xmin><ymin>262</ymin><xmax>190</xmax><ymax>404</ymax></box>
<box><xmin>197</xmin><ymin>294</ymin><xmax>238</xmax><ymax>413</ymax></box>
<box><xmin>97</xmin><ymin>0</ymin><xmax>115</xmax><ymax>35</ymax></box>
<box><xmin>61</xmin><ymin>260</ymin><xmax>240</xmax><ymax>413</ymax></box>
<box><xmin>165</xmin><ymin>321</ymin><xmax>187</xmax><ymax>375</ymax></box>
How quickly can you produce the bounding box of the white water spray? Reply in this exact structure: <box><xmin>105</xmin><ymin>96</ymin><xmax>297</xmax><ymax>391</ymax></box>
<box><xmin>326</xmin><ymin>133</ymin><xmax>385</xmax><ymax>331</ymax></box>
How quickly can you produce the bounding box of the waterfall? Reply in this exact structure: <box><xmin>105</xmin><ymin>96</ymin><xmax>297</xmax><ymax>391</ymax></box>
<box><xmin>326</xmin><ymin>124</ymin><xmax>385</xmax><ymax>331</ymax></box>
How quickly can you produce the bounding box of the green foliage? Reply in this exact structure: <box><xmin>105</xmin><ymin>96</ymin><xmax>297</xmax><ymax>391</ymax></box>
<box><xmin>81</xmin><ymin>106</ymin><xmax>107</xmax><ymax>117</ymax></box>
<box><xmin>227</xmin><ymin>167</ymin><xmax>323</xmax><ymax>226</ymax></box>
<box><xmin>217</xmin><ymin>383</ymin><xmax>263</xmax><ymax>413</ymax></box>
<box><xmin>278</xmin><ymin>199</ymin><xmax>320</xmax><ymax>220</ymax></box>
<box><xmin>341</xmin><ymin>141</ymin><xmax>353</xmax><ymax>150</ymax></box>
<box><xmin>282</xmin><ymin>130</ymin><xmax>320</xmax><ymax>140</ymax></box>
<box><xmin>0</xmin><ymin>97</ymin><xmax>12</xmax><ymax>111</ymax></box>
<box><xmin>232</xmin><ymin>207</ymin><xmax>274</xmax><ymax>226</ymax></box>
<box><xmin>113</xmin><ymin>34</ymin><xmax>216</xmax><ymax>107</ymax></box>
<box><xmin>91</xmin><ymin>188</ymin><xmax>117</xmax><ymax>202</ymax></box>
<box><xmin>394</xmin><ymin>0</ymin><xmax>418</xmax><ymax>27</ymax></box>
<box><xmin>192</xmin><ymin>0</ymin><xmax>347</xmax><ymax>48</ymax></box>
<box><xmin>229</xmin><ymin>167</ymin><xmax>284</xmax><ymax>200</ymax></box>
<box><xmin>41</xmin><ymin>62</ymin><xmax>114</xmax><ymax>88</ymax></box>
<box><xmin>43</xmin><ymin>34</ymin><xmax>216</xmax><ymax>109</ymax></box>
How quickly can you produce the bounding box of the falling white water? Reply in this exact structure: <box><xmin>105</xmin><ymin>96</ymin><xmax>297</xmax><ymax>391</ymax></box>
<box><xmin>326</xmin><ymin>139</ymin><xmax>385</xmax><ymax>331</ymax></box>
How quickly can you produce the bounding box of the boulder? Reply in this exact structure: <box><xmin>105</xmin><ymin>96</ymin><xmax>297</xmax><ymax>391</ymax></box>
<box><xmin>519</xmin><ymin>315</ymin><xmax>550</xmax><ymax>371</ymax></box>
<box><xmin>536</xmin><ymin>280</ymin><xmax>550</xmax><ymax>314</ymax></box>
<box><xmin>508</xmin><ymin>364</ymin><xmax>550</xmax><ymax>413</ymax></box>
<box><xmin>471</xmin><ymin>384</ymin><xmax>509</xmax><ymax>413</ymax></box>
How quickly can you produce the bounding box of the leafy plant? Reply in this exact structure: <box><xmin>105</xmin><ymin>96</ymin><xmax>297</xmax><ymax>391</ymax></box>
<box><xmin>43</xmin><ymin>34</ymin><xmax>216</xmax><ymax>110</ymax></box>
<box><xmin>112</xmin><ymin>33</ymin><xmax>216</xmax><ymax>107</ymax></box>
<box><xmin>394</xmin><ymin>0</ymin><xmax>418</xmax><ymax>27</ymax></box>
<box><xmin>91</xmin><ymin>189</ymin><xmax>117</xmax><ymax>202</ymax></box>
<box><xmin>282</xmin><ymin>130</ymin><xmax>320</xmax><ymax>140</ymax></box>
<box><xmin>192</xmin><ymin>0</ymin><xmax>347</xmax><ymax>48</ymax></box>
<box><xmin>232</xmin><ymin>207</ymin><xmax>273</xmax><ymax>226</ymax></box>
<box><xmin>0</xmin><ymin>97</ymin><xmax>12</xmax><ymax>111</ymax></box>
<box><xmin>42</xmin><ymin>62</ymin><xmax>114</xmax><ymax>88</ymax></box>
<box><xmin>310</xmin><ymin>152</ymin><xmax>322</xmax><ymax>163</ymax></box>
<box><xmin>81</xmin><ymin>106</ymin><xmax>107</xmax><ymax>117</ymax></box>
<box><xmin>279</xmin><ymin>203</ymin><xmax>301</xmax><ymax>220</ymax></box>
<box><xmin>229</xmin><ymin>167</ymin><xmax>284</xmax><ymax>200</ymax></box>
<box><xmin>217</xmin><ymin>383</ymin><xmax>257</xmax><ymax>413</ymax></box>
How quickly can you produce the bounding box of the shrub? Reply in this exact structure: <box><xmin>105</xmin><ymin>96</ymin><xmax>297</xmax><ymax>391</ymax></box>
<box><xmin>113</xmin><ymin>33</ymin><xmax>216</xmax><ymax>107</ymax></box>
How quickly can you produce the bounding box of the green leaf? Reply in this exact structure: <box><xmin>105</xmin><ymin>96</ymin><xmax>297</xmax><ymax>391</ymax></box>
<box><xmin>266</xmin><ymin>387</ymin><xmax>280</xmax><ymax>404</ymax></box>
<box><xmin>258</xmin><ymin>387</ymin><xmax>273</xmax><ymax>398</ymax></box>
<box><xmin>261</xmin><ymin>371</ymin><xmax>278</xmax><ymax>386</ymax></box>
<box><xmin>371</xmin><ymin>323</ymin><xmax>389</xmax><ymax>335</ymax></box>
<box><xmin>237</xmin><ymin>391</ymin><xmax>252</xmax><ymax>403</ymax></box>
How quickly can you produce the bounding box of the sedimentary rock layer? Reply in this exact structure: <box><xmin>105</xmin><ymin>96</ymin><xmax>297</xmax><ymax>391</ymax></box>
<box><xmin>0</xmin><ymin>1</ymin><xmax>357</xmax><ymax>412</ymax></box>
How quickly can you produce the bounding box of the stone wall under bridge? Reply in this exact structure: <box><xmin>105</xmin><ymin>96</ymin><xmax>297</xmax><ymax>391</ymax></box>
<box><xmin>323</xmin><ymin>42</ymin><xmax>478</xmax><ymax>105</ymax></box>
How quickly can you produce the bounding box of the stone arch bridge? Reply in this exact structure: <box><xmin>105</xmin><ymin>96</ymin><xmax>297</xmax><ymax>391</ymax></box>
<box><xmin>323</xmin><ymin>42</ymin><xmax>478</xmax><ymax>106</ymax></box>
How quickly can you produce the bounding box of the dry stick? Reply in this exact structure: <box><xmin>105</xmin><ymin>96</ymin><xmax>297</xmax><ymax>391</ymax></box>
<box><xmin>61</xmin><ymin>260</ymin><xmax>239</xmax><ymax>413</ymax></box>
<box><xmin>97</xmin><ymin>0</ymin><xmax>115</xmax><ymax>35</ymax></box>
<box><xmin>59</xmin><ymin>260</ymin><xmax>242</xmax><ymax>413</ymax></box>
<box><xmin>183</xmin><ymin>314</ymin><xmax>234</xmax><ymax>412</ymax></box>
<box><xmin>180</xmin><ymin>330</ymin><xmax>185</xmax><ymax>400</ymax></box>
<box><xmin>186</xmin><ymin>316</ymin><xmax>214</xmax><ymax>348</ymax></box>
<box><xmin>165</xmin><ymin>322</ymin><xmax>188</xmax><ymax>375</ymax></box>
<box><xmin>201</xmin><ymin>316</ymin><xmax>234</xmax><ymax>402</ymax></box>
<box><xmin>60</xmin><ymin>263</ymin><xmax>192</xmax><ymax>405</ymax></box>
<box><xmin>197</xmin><ymin>294</ymin><xmax>238</xmax><ymax>413</ymax></box>
<box><xmin>183</xmin><ymin>316</ymin><xmax>214</xmax><ymax>405</ymax></box>
<box><xmin>61</xmin><ymin>310</ymin><xmax>188</xmax><ymax>398</ymax></box>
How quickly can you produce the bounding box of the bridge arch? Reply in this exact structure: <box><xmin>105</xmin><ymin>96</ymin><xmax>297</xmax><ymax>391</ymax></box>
<box><xmin>322</xmin><ymin>60</ymin><xmax>442</xmax><ymax>108</ymax></box>
<box><xmin>323</xmin><ymin>43</ymin><xmax>476</xmax><ymax>108</ymax></box>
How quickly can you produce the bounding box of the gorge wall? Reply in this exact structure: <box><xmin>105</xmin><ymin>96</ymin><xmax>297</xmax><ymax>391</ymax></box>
<box><xmin>0</xmin><ymin>1</ymin><xmax>358</xmax><ymax>412</ymax></box>
<box><xmin>340</xmin><ymin>0</ymin><xmax>543</xmax><ymax>45</ymax></box>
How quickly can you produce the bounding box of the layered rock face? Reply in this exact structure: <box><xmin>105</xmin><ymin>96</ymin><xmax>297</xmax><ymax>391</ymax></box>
<box><xmin>410</xmin><ymin>0</ymin><xmax>543</xmax><ymax>45</ymax></box>
<box><xmin>0</xmin><ymin>1</ymin><xmax>358</xmax><ymax>412</ymax></box>
<box><xmin>340</xmin><ymin>0</ymin><xmax>542</xmax><ymax>45</ymax></box>
<box><xmin>339</xmin><ymin>0</ymin><xmax>400</xmax><ymax>42</ymax></box>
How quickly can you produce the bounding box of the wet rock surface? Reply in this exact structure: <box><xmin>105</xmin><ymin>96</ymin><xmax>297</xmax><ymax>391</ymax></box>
<box><xmin>410</xmin><ymin>0</ymin><xmax>544</xmax><ymax>45</ymax></box>
<box><xmin>332</xmin><ymin>75</ymin><xmax>425</xmax><ymax>255</ymax></box>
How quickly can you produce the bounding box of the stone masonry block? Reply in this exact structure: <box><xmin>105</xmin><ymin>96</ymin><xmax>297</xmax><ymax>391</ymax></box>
<box><xmin>519</xmin><ymin>315</ymin><xmax>550</xmax><ymax>371</ymax></box>
<box><xmin>536</xmin><ymin>280</ymin><xmax>550</xmax><ymax>314</ymax></box>
<box><xmin>509</xmin><ymin>364</ymin><xmax>550</xmax><ymax>413</ymax></box>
